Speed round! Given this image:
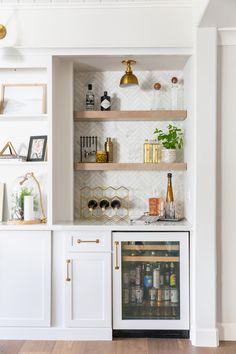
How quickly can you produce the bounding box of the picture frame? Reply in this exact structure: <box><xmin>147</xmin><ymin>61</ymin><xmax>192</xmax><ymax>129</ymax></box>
<box><xmin>27</xmin><ymin>136</ymin><xmax>47</xmax><ymax>162</ymax></box>
<box><xmin>0</xmin><ymin>83</ymin><xmax>47</xmax><ymax>115</ymax></box>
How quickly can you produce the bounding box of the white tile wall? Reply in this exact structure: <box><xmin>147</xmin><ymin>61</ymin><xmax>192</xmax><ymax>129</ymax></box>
<box><xmin>74</xmin><ymin>70</ymin><xmax>185</xmax><ymax>220</ymax></box>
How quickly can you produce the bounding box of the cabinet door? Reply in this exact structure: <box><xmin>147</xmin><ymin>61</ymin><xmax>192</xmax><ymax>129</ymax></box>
<box><xmin>65</xmin><ymin>253</ymin><xmax>111</xmax><ymax>328</ymax></box>
<box><xmin>113</xmin><ymin>232</ymin><xmax>189</xmax><ymax>330</ymax></box>
<box><xmin>0</xmin><ymin>231</ymin><xmax>51</xmax><ymax>327</ymax></box>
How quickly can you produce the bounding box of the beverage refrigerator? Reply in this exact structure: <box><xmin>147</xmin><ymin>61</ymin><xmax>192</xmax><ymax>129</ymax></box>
<box><xmin>112</xmin><ymin>232</ymin><xmax>189</xmax><ymax>336</ymax></box>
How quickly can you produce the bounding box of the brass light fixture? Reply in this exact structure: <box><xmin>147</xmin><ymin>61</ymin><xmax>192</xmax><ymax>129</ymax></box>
<box><xmin>120</xmin><ymin>59</ymin><xmax>139</xmax><ymax>87</ymax></box>
<box><xmin>0</xmin><ymin>24</ymin><xmax>7</xmax><ymax>40</ymax></box>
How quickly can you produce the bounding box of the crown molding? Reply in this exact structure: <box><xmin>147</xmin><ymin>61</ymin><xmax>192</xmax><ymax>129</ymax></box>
<box><xmin>218</xmin><ymin>28</ymin><xmax>236</xmax><ymax>46</ymax></box>
<box><xmin>0</xmin><ymin>1</ymin><xmax>192</xmax><ymax>10</ymax></box>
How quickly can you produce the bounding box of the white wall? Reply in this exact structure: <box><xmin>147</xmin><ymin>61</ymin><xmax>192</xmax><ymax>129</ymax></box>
<box><xmin>217</xmin><ymin>43</ymin><xmax>236</xmax><ymax>340</ymax></box>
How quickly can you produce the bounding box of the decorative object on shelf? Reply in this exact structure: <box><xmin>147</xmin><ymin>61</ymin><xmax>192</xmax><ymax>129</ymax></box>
<box><xmin>0</xmin><ymin>83</ymin><xmax>47</xmax><ymax>115</ymax></box>
<box><xmin>80</xmin><ymin>136</ymin><xmax>97</xmax><ymax>162</ymax></box>
<box><xmin>100</xmin><ymin>91</ymin><xmax>111</xmax><ymax>111</ymax></box>
<box><xmin>149</xmin><ymin>197</ymin><xmax>164</xmax><ymax>217</ymax></box>
<box><xmin>80</xmin><ymin>186</ymin><xmax>129</xmax><ymax>221</ymax></box>
<box><xmin>0</xmin><ymin>141</ymin><xmax>26</xmax><ymax>161</ymax></box>
<box><xmin>120</xmin><ymin>60</ymin><xmax>139</xmax><ymax>87</ymax></box>
<box><xmin>143</xmin><ymin>139</ymin><xmax>161</xmax><ymax>164</ymax></box>
<box><xmin>171</xmin><ymin>77</ymin><xmax>182</xmax><ymax>110</ymax></box>
<box><xmin>27</xmin><ymin>135</ymin><xmax>47</xmax><ymax>162</ymax></box>
<box><xmin>9</xmin><ymin>172</ymin><xmax>46</xmax><ymax>225</ymax></box>
<box><xmin>96</xmin><ymin>150</ymin><xmax>107</xmax><ymax>163</ymax></box>
<box><xmin>154</xmin><ymin>124</ymin><xmax>183</xmax><ymax>163</ymax></box>
<box><xmin>104</xmin><ymin>137</ymin><xmax>113</xmax><ymax>163</ymax></box>
<box><xmin>0</xmin><ymin>183</ymin><xmax>4</xmax><ymax>222</ymax></box>
<box><xmin>151</xmin><ymin>82</ymin><xmax>163</xmax><ymax>110</ymax></box>
<box><xmin>85</xmin><ymin>84</ymin><xmax>95</xmax><ymax>111</ymax></box>
<box><xmin>0</xmin><ymin>24</ymin><xmax>7</xmax><ymax>40</ymax></box>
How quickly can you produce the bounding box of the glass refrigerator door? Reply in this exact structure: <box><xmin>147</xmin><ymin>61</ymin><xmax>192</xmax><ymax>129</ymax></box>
<box><xmin>113</xmin><ymin>232</ymin><xmax>189</xmax><ymax>330</ymax></box>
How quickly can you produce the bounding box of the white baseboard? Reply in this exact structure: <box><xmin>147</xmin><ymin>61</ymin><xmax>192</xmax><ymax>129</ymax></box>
<box><xmin>190</xmin><ymin>327</ymin><xmax>219</xmax><ymax>347</ymax></box>
<box><xmin>0</xmin><ymin>327</ymin><xmax>112</xmax><ymax>341</ymax></box>
<box><xmin>218</xmin><ymin>323</ymin><xmax>236</xmax><ymax>340</ymax></box>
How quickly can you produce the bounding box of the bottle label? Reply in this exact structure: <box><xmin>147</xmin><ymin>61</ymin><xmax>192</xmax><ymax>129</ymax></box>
<box><xmin>170</xmin><ymin>274</ymin><xmax>176</xmax><ymax>287</ymax></box>
<box><xmin>144</xmin><ymin>275</ymin><xmax>152</xmax><ymax>288</ymax></box>
<box><xmin>101</xmin><ymin>99</ymin><xmax>111</xmax><ymax>109</ymax></box>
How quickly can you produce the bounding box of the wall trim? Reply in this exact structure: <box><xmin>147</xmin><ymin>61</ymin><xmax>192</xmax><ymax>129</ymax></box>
<box><xmin>0</xmin><ymin>1</ymin><xmax>192</xmax><ymax>10</ymax></box>
<box><xmin>0</xmin><ymin>327</ymin><xmax>112</xmax><ymax>340</ymax></box>
<box><xmin>218</xmin><ymin>28</ymin><xmax>236</xmax><ymax>46</ymax></box>
<box><xmin>218</xmin><ymin>323</ymin><xmax>236</xmax><ymax>341</ymax></box>
<box><xmin>191</xmin><ymin>327</ymin><xmax>219</xmax><ymax>347</ymax></box>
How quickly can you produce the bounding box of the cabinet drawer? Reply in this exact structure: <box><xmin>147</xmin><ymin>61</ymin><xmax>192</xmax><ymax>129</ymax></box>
<box><xmin>66</xmin><ymin>231</ymin><xmax>111</xmax><ymax>252</ymax></box>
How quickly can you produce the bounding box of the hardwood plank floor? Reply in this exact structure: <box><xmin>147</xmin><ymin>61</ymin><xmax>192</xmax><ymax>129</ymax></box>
<box><xmin>0</xmin><ymin>339</ymin><xmax>236</xmax><ymax>354</ymax></box>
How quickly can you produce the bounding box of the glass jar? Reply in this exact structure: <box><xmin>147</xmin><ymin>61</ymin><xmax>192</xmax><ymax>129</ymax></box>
<box><xmin>96</xmin><ymin>150</ymin><xmax>107</xmax><ymax>163</ymax></box>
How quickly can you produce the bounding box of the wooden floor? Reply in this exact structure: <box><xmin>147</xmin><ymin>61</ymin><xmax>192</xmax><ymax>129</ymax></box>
<box><xmin>0</xmin><ymin>339</ymin><xmax>236</xmax><ymax>354</ymax></box>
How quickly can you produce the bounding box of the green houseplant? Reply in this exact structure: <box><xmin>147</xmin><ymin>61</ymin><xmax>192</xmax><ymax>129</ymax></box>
<box><xmin>154</xmin><ymin>124</ymin><xmax>183</xmax><ymax>163</ymax></box>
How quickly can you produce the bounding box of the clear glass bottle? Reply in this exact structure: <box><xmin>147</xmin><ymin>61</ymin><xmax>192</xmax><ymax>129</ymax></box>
<box><xmin>151</xmin><ymin>82</ymin><xmax>163</xmax><ymax>110</ymax></box>
<box><xmin>152</xmin><ymin>139</ymin><xmax>161</xmax><ymax>163</ymax></box>
<box><xmin>171</xmin><ymin>77</ymin><xmax>179</xmax><ymax>110</ymax></box>
<box><xmin>85</xmin><ymin>84</ymin><xmax>95</xmax><ymax>111</ymax></box>
<box><xmin>143</xmin><ymin>139</ymin><xmax>153</xmax><ymax>163</ymax></box>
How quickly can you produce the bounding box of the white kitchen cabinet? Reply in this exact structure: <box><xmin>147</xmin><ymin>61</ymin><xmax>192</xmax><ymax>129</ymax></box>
<box><xmin>0</xmin><ymin>231</ymin><xmax>51</xmax><ymax>327</ymax></box>
<box><xmin>65</xmin><ymin>252</ymin><xmax>111</xmax><ymax>328</ymax></box>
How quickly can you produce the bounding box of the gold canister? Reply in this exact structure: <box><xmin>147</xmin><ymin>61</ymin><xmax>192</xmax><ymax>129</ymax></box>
<box><xmin>144</xmin><ymin>139</ymin><xmax>153</xmax><ymax>163</ymax></box>
<box><xmin>105</xmin><ymin>137</ymin><xmax>113</xmax><ymax>162</ymax></box>
<box><xmin>153</xmin><ymin>141</ymin><xmax>161</xmax><ymax>163</ymax></box>
<box><xmin>96</xmin><ymin>150</ymin><xmax>107</xmax><ymax>163</ymax></box>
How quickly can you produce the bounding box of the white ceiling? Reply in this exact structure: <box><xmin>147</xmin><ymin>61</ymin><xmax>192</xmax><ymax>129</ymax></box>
<box><xmin>70</xmin><ymin>55</ymin><xmax>190</xmax><ymax>72</ymax></box>
<box><xmin>0</xmin><ymin>0</ymin><xmax>193</xmax><ymax>4</ymax></box>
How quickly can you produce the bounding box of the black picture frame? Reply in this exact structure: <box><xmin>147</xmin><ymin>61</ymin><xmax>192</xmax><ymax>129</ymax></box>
<box><xmin>27</xmin><ymin>135</ymin><xmax>47</xmax><ymax>162</ymax></box>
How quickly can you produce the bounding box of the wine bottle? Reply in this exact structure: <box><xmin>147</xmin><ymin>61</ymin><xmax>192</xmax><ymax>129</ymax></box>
<box><xmin>88</xmin><ymin>199</ymin><xmax>98</xmax><ymax>212</ymax></box>
<box><xmin>111</xmin><ymin>199</ymin><xmax>121</xmax><ymax>210</ymax></box>
<box><xmin>86</xmin><ymin>84</ymin><xmax>95</xmax><ymax>111</ymax></box>
<box><xmin>99</xmin><ymin>199</ymin><xmax>109</xmax><ymax>212</ymax></box>
<box><xmin>100</xmin><ymin>91</ymin><xmax>111</xmax><ymax>111</ymax></box>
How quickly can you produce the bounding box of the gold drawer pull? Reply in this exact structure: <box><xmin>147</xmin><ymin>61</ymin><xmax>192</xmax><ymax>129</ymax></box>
<box><xmin>66</xmin><ymin>259</ymin><xmax>71</xmax><ymax>282</ymax></box>
<box><xmin>77</xmin><ymin>239</ymin><xmax>100</xmax><ymax>244</ymax></box>
<box><xmin>115</xmin><ymin>241</ymin><xmax>119</xmax><ymax>270</ymax></box>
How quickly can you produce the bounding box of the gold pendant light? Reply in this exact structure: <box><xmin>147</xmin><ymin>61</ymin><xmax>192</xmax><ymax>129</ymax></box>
<box><xmin>0</xmin><ymin>25</ymin><xmax>7</xmax><ymax>40</ymax></box>
<box><xmin>120</xmin><ymin>59</ymin><xmax>139</xmax><ymax>87</ymax></box>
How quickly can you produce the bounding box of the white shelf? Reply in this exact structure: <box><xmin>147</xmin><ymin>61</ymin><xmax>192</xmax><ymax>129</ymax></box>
<box><xmin>0</xmin><ymin>114</ymin><xmax>48</xmax><ymax>122</ymax></box>
<box><xmin>0</xmin><ymin>160</ymin><xmax>48</xmax><ymax>166</ymax></box>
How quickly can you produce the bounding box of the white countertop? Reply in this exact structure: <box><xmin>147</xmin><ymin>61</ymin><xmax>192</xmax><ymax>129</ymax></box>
<box><xmin>0</xmin><ymin>219</ymin><xmax>192</xmax><ymax>231</ymax></box>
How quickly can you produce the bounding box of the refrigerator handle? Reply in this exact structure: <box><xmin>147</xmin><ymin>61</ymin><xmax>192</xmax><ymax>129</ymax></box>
<box><xmin>114</xmin><ymin>241</ymin><xmax>119</xmax><ymax>270</ymax></box>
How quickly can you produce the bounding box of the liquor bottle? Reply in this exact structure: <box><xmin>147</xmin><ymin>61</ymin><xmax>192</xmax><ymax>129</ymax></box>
<box><xmin>166</xmin><ymin>173</ymin><xmax>174</xmax><ymax>218</ymax></box>
<box><xmin>143</xmin><ymin>264</ymin><xmax>153</xmax><ymax>298</ymax></box>
<box><xmin>164</xmin><ymin>263</ymin><xmax>170</xmax><ymax>286</ymax></box>
<box><xmin>99</xmin><ymin>199</ymin><xmax>109</xmax><ymax>212</ymax></box>
<box><xmin>85</xmin><ymin>84</ymin><xmax>95</xmax><ymax>111</ymax></box>
<box><xmin>111</xmin><ymin>199</ymin><xmax>121</xmax><ymax>210</ymax></box>
<box><xmin>87</xmin><ymin>199</ymin><xmax>98</xmax><ymax>212</ymax></box>
<box><xmin>104</xmin><ymin>137</ymin><xmax>113</xmax><ymax>162</ymax></box>
<box><xmin>100</xmin><ymin>91</ymin><xmax>111</xmax><ymax>111</ymax></box>
<box><xmin>169</xmin><ymin>262</ymin><xmax>177</xmax><ymax>287</ymax></box>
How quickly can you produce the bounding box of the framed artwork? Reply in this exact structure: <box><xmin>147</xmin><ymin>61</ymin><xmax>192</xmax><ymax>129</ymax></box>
<box><xmin>27</xmin><ymin>136</ymin><xmax>47</xmax><ymax>162</ymax></box>
<box><xmin>0</xmin><ymin>83</ymin><xmax>47</xmax><ymax>115</ymax></box>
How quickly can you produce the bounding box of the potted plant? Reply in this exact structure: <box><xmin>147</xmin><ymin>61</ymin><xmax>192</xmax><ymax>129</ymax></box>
<box><xmin>154</xmin><ymin>124</ymin><xmax>183</xmax><ymax>163</ymax></box>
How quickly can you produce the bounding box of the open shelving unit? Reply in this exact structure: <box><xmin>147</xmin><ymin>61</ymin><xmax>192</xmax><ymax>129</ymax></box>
<box><xmin>74</xmin><ymin>110</ymin><xmax>187</xmax><ymax>122</ymax></box>
<box><xmin>75</xmin><ymin>162</ymin><xmax>187</xmax><ymax>171</ymax></box>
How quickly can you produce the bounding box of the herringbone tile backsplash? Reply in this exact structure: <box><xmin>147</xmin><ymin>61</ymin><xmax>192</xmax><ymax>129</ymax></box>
<box><xmin>74</xmin><ymin>70</ymin><xmax>185</xmax><ymax>220</ymax></box>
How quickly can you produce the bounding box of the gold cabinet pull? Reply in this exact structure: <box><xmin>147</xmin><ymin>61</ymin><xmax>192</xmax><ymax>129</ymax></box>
<box><xmin>77</xmin><ymin>239</ymin><xmax>100</xmax><ymax>244</ymax></box>
<box><xmin>115</xmin><ymin>241</ymin><xmax>119</xmax><ymax>270</ymax></box>
<box><xmin>66</xmin><ymin>259</ymin><xmax>71</xmax><ymax>282</ymax></box>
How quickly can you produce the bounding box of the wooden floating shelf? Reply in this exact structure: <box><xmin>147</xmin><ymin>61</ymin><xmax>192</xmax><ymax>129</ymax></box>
<box><xmin>75</xmin><ymin>163</ymin><xmax>187</xmax><ymax>171</ymax></box>
<box><xmin>123</xmin><ymin>256</ymin><xmax>179</xmax><ymax>263</ymax></box>
<box><xmin>123</xmin><ymin>245</ymin><xmax>179</xmax><ymax>251</ymax></box>
<box><xmin>74</xmin><ymin>110</ymin><xmax>187</xmax><ymax>122</ymax></box>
